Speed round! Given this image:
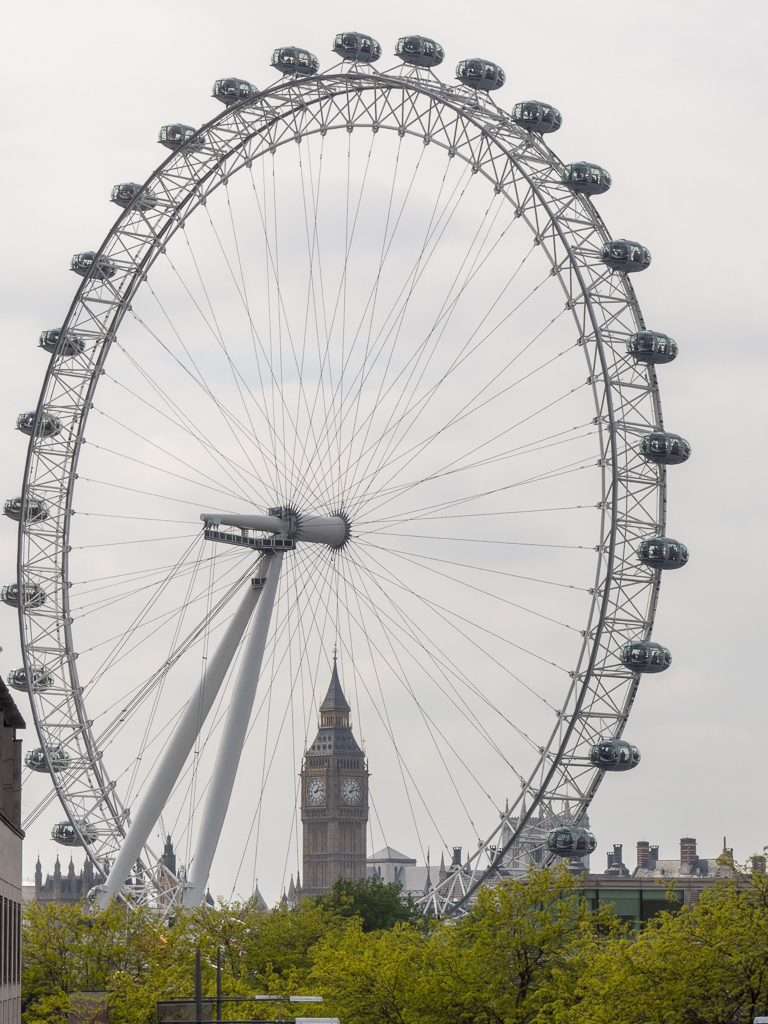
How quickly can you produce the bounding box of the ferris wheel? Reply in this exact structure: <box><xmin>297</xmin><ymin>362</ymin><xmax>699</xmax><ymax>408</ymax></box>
<box><xmin>5</xmin><ymin>32</ymin><xmax>690</xmax><ymax>916</ymax></box>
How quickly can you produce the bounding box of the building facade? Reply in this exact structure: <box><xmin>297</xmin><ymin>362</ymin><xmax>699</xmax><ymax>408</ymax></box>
<box><xmin>0</xmin><ymin>678</ymin><xmax>25</xmax><ymax>1024</ymax></box>
<box><xmin>300</xmin><ymin>657</ymin><xmax>368</xmax><ymax>896</ymax></box>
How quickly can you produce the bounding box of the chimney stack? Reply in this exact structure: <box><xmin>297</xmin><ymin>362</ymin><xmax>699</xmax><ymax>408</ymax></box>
<box><xmin>452</xmin><ymin>846</ymin><xmax>462</xmax><ymax>867</ymax></box>
<box><xmin>650</xmin><ymin>845</ymin><xmax>659</xmax><ymax>864</ymax></box>
<box><xmin>751</xmin><ymin>856</ymin><xmax>766</xmax><ymax>875</ymax></box>
<box><xmin>680</xmin><ymin>837</ymin><xmax>697</xmax><ymax>866</ymax></box>
<box><xmin>637</xmin><ymin>840</ymin><xmax>650</xmax><ymax>868</ymax></box>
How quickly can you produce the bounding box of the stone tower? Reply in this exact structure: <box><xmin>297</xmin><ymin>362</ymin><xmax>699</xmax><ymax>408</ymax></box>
<box><xmin>300</xmin><ymin>655</ymin><xmax>368</xmax><ymax>896</ymax></box>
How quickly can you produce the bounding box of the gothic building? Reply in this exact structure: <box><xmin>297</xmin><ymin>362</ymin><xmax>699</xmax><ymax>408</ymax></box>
<box><xmin>30</xmin><ymin>855</ymin><xmax>101</xmax><ymax>905</ymax></box>
<box><xmin>300</xmin><ymin>656</ymin><xmax>368</xmax><ymax>896</ymax></box>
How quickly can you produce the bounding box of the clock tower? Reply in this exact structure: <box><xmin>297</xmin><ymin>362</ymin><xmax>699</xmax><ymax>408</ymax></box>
<box><xmin>300</xmin><ymin>654</ymin><xmax>368</xmax><ymax>896</ymax></box>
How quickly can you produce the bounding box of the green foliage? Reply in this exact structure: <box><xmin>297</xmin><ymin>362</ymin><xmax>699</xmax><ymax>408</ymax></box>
<box><xmin>315</xmin><ymin>875</ymin><xmax>422</xmax><ymax>932</ymax></box>
<box><xmin>23</xmin><ymin>863</ymin><xmax>768</xmax><ymax>1024</ymax></box>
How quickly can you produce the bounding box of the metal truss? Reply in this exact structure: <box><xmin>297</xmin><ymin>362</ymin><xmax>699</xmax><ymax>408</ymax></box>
<box><xmin>15</xmin><ymin>58</ymin><xmax>664</xmax><ymax>914</ymax></box>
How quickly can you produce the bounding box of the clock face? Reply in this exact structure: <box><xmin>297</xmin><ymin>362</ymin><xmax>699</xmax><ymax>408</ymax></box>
<box><xmin>306</xmin><ymin>777</ymin><xmax>325</xmax><ymax>804</ymax></box>
<box><xmin>342</xmin><ymin>777</ymin><xmax>362</xmax><ymax>805</ymax></box>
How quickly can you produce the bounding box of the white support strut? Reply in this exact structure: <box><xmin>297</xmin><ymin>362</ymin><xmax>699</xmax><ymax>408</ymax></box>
<box><xmin>184</xmin><ymin>551</ymin><xmax>284</xmax><ymax>905</ymax></box>
<box><xmin>97</xmin><ymin>576</ymin><xmax>264</xmax><ymax>907</ymax></box>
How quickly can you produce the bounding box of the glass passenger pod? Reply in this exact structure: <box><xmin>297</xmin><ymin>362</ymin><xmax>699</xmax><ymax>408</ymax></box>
<box><xmin>640</xmin><ymin>431</ymin><xmax>692</xmax><ymax>465</ymax></box>
<box><xmin>51</xmin><ymin>821</ymin><xmax>97</xmax><ymax>847</ymax></box>
<box><xmin>158</xmin><ymin>124</ymin><xmax>205</xmax><ymax>151</ymax></box>
<box><xmin>25</xmin><ymin>746</ymin><xmax>70</xmax><ymax>773</ymax></box>
<box><xmin>16</xmin><ymin>410</ymin><xmax>63</xmax><ymax>438</ymax></box>
<box><xmin>455</xmin><ymin>58</ymin><xmax>506</xmax><ymax>91</ymax></box>
<box><xmin>3</xmin><ymin>496</ymin><xmax>50</xmax><ymax>523</ymax></box>
<box><xmin>0</xmin><ymin>582</ymin><xmax>47</xmax><ymax>608</ymax></box>
<box><xmin>271</xmin><ymin>47</ymin><xmax>320</xmax><ymax>77</ymax></box>
<box><xmin>7</xmin><ymin>666</ymin><xmax>53</xmax><ymax>692</ymax></box>
<box><xmin>394</xmin><ymin>36</ymin><xmax>445</xmax><ymax>67</ymax></box>
<box><xmin>212</xmin><ymin>79</ymin><xmax>257</xmax><ymax>105</ymax></box>
<box><xmin>589</xmin><ymin>739</ymin><xmax>641</xmax><ymax>771</ymax></box>
<box><xmin>620</xmin><ymin>640</ymin><xmax>672</xmax><ymax>673</ymax></box>
<box><xmin>627</xmin><ymin>331</ymin><xmax>679</xmax><ymax>365</ymax></box>
<box><xmin>511</xmin><ymin>101</ymin><xmax>562</xmax><ymax>134</ymax></box>
<box><xmin>636</xmin><ymin>536</ymin><xmax>689</xmax><ymax>570</ymax></box>
<box><xmin>333</xmin><ymin>32</ymin><xmax>382</xmax><ymax>63</ymax></box>
<box><xmin>39</xmin><ymin>329</ymin><xmax>85</xmax><ymax>357</ymax></box>
<box><xmin>600</xmin><ymin>239</ymin><xmax>651</xmax><ymax>273</ymax></box>
<box><xmin>111</xmin><ymin>183</ymin><xmax>158</xmax><ymax>211</ymax></box>
<box><xmin>546</xmin><ymin>826</ymin><xmax>597</xmax><ymax>857</ymax></box>
<box><xmin>562</xmin><ymin>162</ymin><xmax>612</xmax><ymax>196</ymax></box>
<box><xmin>70</xmin><ymin>251</ymin><xmax>117</xmax><ymax>279</ymax></box>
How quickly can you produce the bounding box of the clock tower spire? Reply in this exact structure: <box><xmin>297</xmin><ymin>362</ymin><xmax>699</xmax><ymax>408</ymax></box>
<box><xmin>300</xmin><ymin>653</ymin><xmax>368</xmax><ymax>895</ymax></box>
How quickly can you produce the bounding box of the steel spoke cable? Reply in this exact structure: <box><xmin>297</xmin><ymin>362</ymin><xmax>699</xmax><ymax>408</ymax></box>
<box><xmin>330</xmin><ymin>559</ymin><xmax>448</xmax><ymax>860</ymax></box>
<box><xmin>344</xmin><ymin>282</ymin><xmax>573</xmax><ymax>517</ymax></box>
<box><xmin>346</xmin><ymin>309</ymin><xmax>576</xmax><ymax>513</ymax></box>
<box><xmin>345</xmin><ymin>192</ymin><xmax>519</xmax><ymax>504</ymax></box>
<box><xmin>356</xmin><ymin>540</ymin><xmax>572</xmax><ymax>678</ymax></box>
<box><xmin>124</xmin><ymin>539</ymin><xmax>208</xmax><ymax>808</ymax></box>
<box><xmin>174</xmin><ymin>220</ymin><xmax>279</xmax><ymax>494</ymax></box>
<box><xmin>355</xmin><ymin>457</ymin><xmax>595</xmax><ymax>542</ymax></box>
<box><xmin>151</xmin><ymin>237</ymin><xmax>286</xmax><ymax>500</ymax></box>
<box><xmin>339</xmin><ymin>543</ymin><xmax>545</xmax><ymax>754</ymax></box>
<box><xmin>352</xmin><ymin>383</ymin><xmax>592</xmax><ymax>522</ymax></box>
<box><xmin>113</xmin><ymin>314</ymin><xmax>277</xmax><ymax>502</ymax></box>
<box><xmin>204</xmin><ymin>184</ymin><xmax>325</xmax><ymax>507</ymax></box>
<box><xmin>319</xmin><ymin>156</ymin><xmax>480</xmax><ymax>509</ymax></box>
<box><xmin>306</xmin><ymin>135</ymin><xmax>437</xmax><ymax>505</ymax></box>
<box><xmin>81</xmin><ymin>554</ymin><xmax>258</xmax><ymax>734</ymax></box>
<box><xmin>337</xmin><ymin>548</ymin><xmax>512</xmax><ymax>829</ymax></box>
<box><xmin>97</xmin><ymin>364</ymin><xmax>265</xmax><ymax>505</ymax></box>
<box><xmin>352</xmin><ymin>425</ymin><xmax>597</xmax><ymax>528</ymax></box>
<box><xmin>355</xmin><ymin>538</ymin><xmax>585</xmax><ymax>635</ymax></box>
<box><xmin>303</xmin><ymin>139</ymin><xmax>471</xmax><ymax>511</ymax></box>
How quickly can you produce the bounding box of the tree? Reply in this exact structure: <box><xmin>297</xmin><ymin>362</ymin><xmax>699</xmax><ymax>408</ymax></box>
<box><xmin>547</xmin><ymin>863</ymin><xmax>768</xmax><ymax>1024</ymax></box>
<box><xmin>315</xmin><ymin>876</ymin><xmax>422</xmax><ymax>932</ymax></box>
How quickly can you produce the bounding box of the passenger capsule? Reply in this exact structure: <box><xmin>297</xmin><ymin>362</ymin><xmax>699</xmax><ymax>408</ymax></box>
<box><xmin>394</xmin><ymin>35</ymin><xmax>445</xmax><ymax>67</ymax></box>
<box><xmin>640</xmin><ymin>431</ymin><xmax>691</xmax><ymax>465</ymax></box>
<box><xmin>590</xmin><ymin>739</ymin><xmax>641</xmax><ymax>771</ymax></box>
<box><xmin>70</xmin><ymin>251</ymin><xmax>117</xmax><ymax>280</ymax></box>
<box><xmin>158</xmin><ymin>124</ymin><xmax>206</xmax><ymax>151</ymax></box>
<box><xmin>16</xmin><ymin>411</ymin><xmax>63</xmax><ymax>439</ymax></box>
<box><xmin>86</xmin><ymin>884</ymin><xmax>105</xmax><ymax>905</ymax></box>
<box><xmin>25</xmin><ymin>746</ymin><xmax>70</xmax><ymax>773</ymax></box>
<box><xmin>562</xmin><ymin>162</ymin><xmax>612</xmax><ymax>196</ymax></box>
<box><xmin>636</xmin><ymin>536</ymin><xmax>689</xmax><ymax>570</ymax></box>
<box><xmin>212</xmin><ymin>78</ymin><xmax>258</xmax><ymax>105</ymax></box>
<box><xmin>1</xmin><ymin>582</ymin><xmax>47</xmax><ymax>608</ymax></box>
<box><xmin>271</xmin><ymin>47</ymin><xmax>319</xmax><ymax>77</ymax></box>
<box><xmin>3</xmin><ymin>497</ymin><xmax>50</xmax><ymax>523</ymax></box>
<box><xmin>456</xmin><ymin>58</ymin><xmax>506</xmax><ymax>91</ymax></box>
<box><xmin>600</xmin><ymin>239</ymin><xmax>651</xmax><ymax>273</ymax></box>
<box><xmin>39</xmin><ymin>329</ymin><xmax>85</xmax><ymax>357</ymax></box>
<box><xmin>627</xmin><ymin>331</ymin><xmax>679</xmax><ymax>365</ymax></box>
<box><xmin>51</xmin><ymin>821</ymin><xmax>97</xmax><ymax>846</ymax></box>
<box><xmin>546</xmin><ymin>826</ymin><xmax>597</xmax><ymax>857</ymax></box>
<box><xmin>333</xmin><ymin>32</ymin><xmax>381</xmax><ymax>63</ymax></box>
<box><xmin>111</xmin><ymin>183</ymin><xmax>158</xmax><ymax>211</ymax></box>
<box><xmin>511</xmin><ymin>101</ymin><xmax>562</xmax><ymax>134</ymax></box>
<box><xmin>620</xmin><ymin>640</ymin><xmax>672</xmax><ymax>673</ymax></box>
<box><xmin>7</xmin><ymin>666</ymin><xmax>53</xmax><ymax>692</ymax></box>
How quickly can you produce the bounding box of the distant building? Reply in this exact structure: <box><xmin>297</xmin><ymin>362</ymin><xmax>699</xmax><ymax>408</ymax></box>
<box><xmin>29</xmin><ymin>855</ymin><xmax>101</xmax><ymax>906</ymax></box>
<box><xmin>0</xmin><ymin>676</ymin><xmax>25</xmax><ymax>1024</ymax></box>
<box><xmin>584</xmin><ymin>836</ymin><xmax>747</xmax><ymax>925</ymax></box>
<box><xmin>300</xmin><ymin>656</ymin><xmax>369</xmax><ymax>896</ymax></box>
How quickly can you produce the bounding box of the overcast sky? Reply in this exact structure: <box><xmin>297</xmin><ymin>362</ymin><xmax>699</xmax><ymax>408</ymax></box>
<box><xmin>1</xmin><ymin>0</ymin><xmax>766</xmax><ymax>896</ymax></box>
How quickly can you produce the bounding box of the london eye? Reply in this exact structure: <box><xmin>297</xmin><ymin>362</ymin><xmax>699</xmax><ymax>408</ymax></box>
<box><xmin>5</xmin><ymin>31</ymin><xmax>689</xmax><ymax>915</ymax></box>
